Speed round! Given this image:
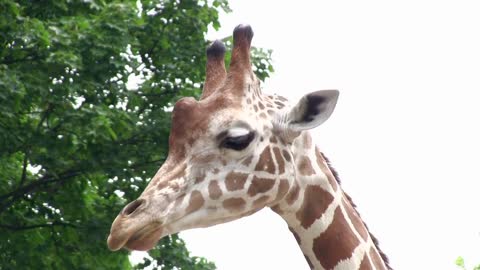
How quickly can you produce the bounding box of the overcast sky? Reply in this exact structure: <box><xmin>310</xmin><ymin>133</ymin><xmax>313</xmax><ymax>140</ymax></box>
<box><xmin>136</xmin><ymin>1</ymin><xmax>480</xmax><ymax>269</ymax></box>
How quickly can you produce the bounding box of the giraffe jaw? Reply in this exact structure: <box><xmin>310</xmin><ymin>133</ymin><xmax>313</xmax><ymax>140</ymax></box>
<box><xmin>107</xmin><ymin>214</ymin><xmax>165</xmax><ymax>251</ymax></box>
<box><xmin>123</xmin><ymin>225</ymin><xmax>164</xmax><ymax>251</ymax></box>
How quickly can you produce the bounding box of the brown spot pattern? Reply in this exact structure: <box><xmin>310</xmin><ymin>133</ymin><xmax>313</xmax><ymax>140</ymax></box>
<box><xmin>208</xmin><ymin>180</ymin><xmax>222</xmax><ymax>200</ymax></box>
<box><xmin>304</xmin><ymin>255</ymin><xmax>314</xmax><ymax>269</ymax></box>
<box><xmin>270</xmin><ymin>136</ymin><xmax>277</xmax><ymax>143</ymax></box>
<box><xmin>255</xmin><ymin>147</ymin><xmax>275</xmax><ymax>174</ymax></box>
<box><xmin>369</xmin><ymin>246</ymin><xmax>386</xmax><ymax>268</ymax></box>
<box><xmin>285</xmin><ymin>183</ymin><xmax>300</xmax><ymax>205</ymax></box>
<box><xmin>252</xmin><ymin>195</ymin><xmax>270</xmax><ymax>208</ymax></box>
<box><xmin>152</xmin><ymin>163</ymin><xmax>185</xmax><ymax>190</ymax></box>
<box><xmin>298</xmin><ymin>156</ymin><xmax>315</xmax><ymax>176</ymax></box>
<box><xmin>195</xmin><ymin>172</ymin><xmax>206</xmax><ymax>184</ymax></box>
<box><xmin>272</xmin><ymin>147</ymin><xmax>285</xmax><ymax>174</ymax></box>
<box><xmin>258</xmin><ymin>102</ymin><xmax>265</xmax><ymax>110</ymax></box>
<box><xmin>277</xmin><ymin>95</ymin><xmax>288</xmax><ymax>102</ymax></box>
<box><xmin>359</xmin><ymin>253</ymin><xmax>373</xmax><ymax>270</ymax></box>
<box><xmin>169</xmin><ymin>96</ymin><xmax>229</xmax><ymax>161</ymax></box>
<box><xmin>275</xmin><ymin>179</ymin><xmax>290</xmax><ymax>201</ymax></box>
<box><xmin>270</xmin><ymin>205</ymin><xmax>283</xmax><ymax>215</ymax></box>
<box><xmin>242</xmin><ymin>155</ymin><xmax>253</xmax><ymax>166</ymax></box>
<box><xmin>247</xmin><ymin>176</ymin><xmax>275</xmax><ymax>197</ymax></box>
<box><xmin>303</xmin><ymin>133</ymin><xmax>312</xmax><ymax>149</ymax></box>
<box><xmin>185</xmin><ymin>190</ymin><xmax>205</xmax><ymax>215</ymax></box>
<box><xmin>192</xmin><ymin>153</ymin><xmax>215</xmax><ymax>164</ymax></box>
<box><xmin>315</xmin><ymin>148</ymin><xmax>338</xmax><ymax>191</ymax></box>
<box><xmin>223</xmin><ymin>197</ymin><xmax>246</xmax><ymax>212</ymax></box>
<box><xmin>225</xmin><ymin>171</ymin><xmax>248</xmax><ymax>191</ymax></box>
<box><xmin>343</xmin><ymin>199</ymin><xmax>369</xmax><ymax>241</ymax></box>
<box><xmin>157</xmin><ymin>181</ymin><xmax>169</xmax><ymax>190</ymax></box>
<box><xmin>289</xmin><ymin>227</ymin><xmax>301</xmax><ymax>245</ymax></box>
<box><xmin>296</xmin><ymin>185</ymin><xmax>334</xmax><ymax>229</ymax></box>
<box><xmin>282</xmin><ymin>149</ymin><xmax>292</xmax><ymax>162</ymax></box>
<box><xmin>274</xmin><ymin>101</ymin><xmax>285</xmax><ymax>108</ymax></box>
<box><xmin>312</xmin><ymin>207</ymin><xmax>361</xmax><ymax>270</ymax></box>
<box><xmin>169</xmin><ymin>182</ymin><xmax>180</xmax><ymax>192</ymax></box>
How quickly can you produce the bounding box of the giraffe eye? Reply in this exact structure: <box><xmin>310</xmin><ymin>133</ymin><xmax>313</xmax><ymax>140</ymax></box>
<box><xmin>220</xmin><ymin>131</ymin><xmax>255</xmax><ymax>151</ymax></box>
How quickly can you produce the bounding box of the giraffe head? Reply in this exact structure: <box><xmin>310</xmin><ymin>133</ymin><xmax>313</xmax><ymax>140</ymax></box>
<box><xmin>107</xmin><ymin>25</ymin><xmax>339</xmax><ymax>251</ymax></box>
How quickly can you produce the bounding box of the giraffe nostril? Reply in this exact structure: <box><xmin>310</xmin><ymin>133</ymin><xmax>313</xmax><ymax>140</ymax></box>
<box><xmin>122</xmin><ymin>199</ymin><xmax>145</xmax><ymax>216</ymax></box>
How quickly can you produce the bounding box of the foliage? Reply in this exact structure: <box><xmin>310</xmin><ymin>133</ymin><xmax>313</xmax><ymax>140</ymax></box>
<box><xmin>0</xmin><ymin>0</ymin><xmax>273</xmax><ymax>269</ymax></box>
<box><xmin>133</xmin><ymin>235</ymin><xmax>215</xmax><ymax>270</ymax></box>
<box><xmin>456</xmin><ymin>256</ymin><xmax>480</xmax><ymax>270</ymax></box>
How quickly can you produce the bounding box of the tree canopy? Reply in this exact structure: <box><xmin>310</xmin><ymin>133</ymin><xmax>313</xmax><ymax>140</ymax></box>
<box><xmin>456</xmin><ymin>257</ymin><xmax>480</xmax><ymax>270</ymax></box>
<box><xmin>0</xmin><ymin>0</ymin><xmax>273</xmax><ymax>269</ymax></box>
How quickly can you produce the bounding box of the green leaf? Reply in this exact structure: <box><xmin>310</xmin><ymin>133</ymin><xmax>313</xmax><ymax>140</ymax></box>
<box><xmin>0</xmin><ymin>0</ymin><xmax>272</xmax><ymax>269</ymax></box>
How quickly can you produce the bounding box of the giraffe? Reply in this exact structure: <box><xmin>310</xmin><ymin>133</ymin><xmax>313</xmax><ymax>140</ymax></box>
<box><xmin>107</xmin><ymin>24</ymin><xmax>392</xmax><ymax>270</ymax></box>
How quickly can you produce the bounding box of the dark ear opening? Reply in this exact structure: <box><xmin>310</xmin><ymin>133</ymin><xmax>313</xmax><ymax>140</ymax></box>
<box><xmin>287</xmin><ymin>90</ymin><xmax>339</xmax><ymax>131</ymax></box>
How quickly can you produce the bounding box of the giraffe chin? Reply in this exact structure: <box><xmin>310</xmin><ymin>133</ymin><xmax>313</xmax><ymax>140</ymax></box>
<box><xmin>107</xmin><ymin>225</ymin><xmax>164</xmax><ymax>251</ymax></box>
<box><xmin>124</xmin><ymin>226</ymin><xmax>164</xmax><ymax>251</ymax></box>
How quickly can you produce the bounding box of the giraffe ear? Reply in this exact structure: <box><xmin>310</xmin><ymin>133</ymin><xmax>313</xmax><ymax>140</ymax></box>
<box><xmin>284</xmin><ymin>90</ymin><xmax>339</xmax><ymax>131</ymax></box>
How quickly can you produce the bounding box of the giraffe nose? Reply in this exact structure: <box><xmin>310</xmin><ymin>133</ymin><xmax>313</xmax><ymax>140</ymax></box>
<box><xmin>122</xmin><ymin>199</ymin><xmax>145</xmax><ymax>216</ymax></box>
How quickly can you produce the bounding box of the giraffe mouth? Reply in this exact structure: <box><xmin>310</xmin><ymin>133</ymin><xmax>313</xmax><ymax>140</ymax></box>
<box><xmin>124</xmin><ymin>225</ymin><xmax>164</xmax><ymax>251</ymax></box>
<box><xmin>107</xmin><ymin>218</ymin><xmax>165</xmax><ymax>251</ymax></box>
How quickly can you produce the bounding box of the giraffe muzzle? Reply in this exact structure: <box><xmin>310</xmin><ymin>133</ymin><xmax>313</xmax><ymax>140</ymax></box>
<box><xmin>107</xmin><ymin>215</ymin><xmax>164</xmax><ymax>251</ymax></box>
<box><xmin>107</xmin><ymin>197</ymin><xmax>168</xmax><ymax>251</ymax></box>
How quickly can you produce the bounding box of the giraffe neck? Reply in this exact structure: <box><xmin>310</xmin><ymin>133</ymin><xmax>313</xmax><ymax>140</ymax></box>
<box><xmin>272</xmin><ymin>133</ymin><xmax>389</xmax><ymax>270</ymax></box>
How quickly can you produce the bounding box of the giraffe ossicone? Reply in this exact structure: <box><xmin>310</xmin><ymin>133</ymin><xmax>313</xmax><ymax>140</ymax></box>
<box><xmin>107</xmin><ymin>24</ymin><xmax>392</xmax><ymax>270</ymax></box>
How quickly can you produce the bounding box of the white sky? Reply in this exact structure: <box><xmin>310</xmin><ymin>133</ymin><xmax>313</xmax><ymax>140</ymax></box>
<box><xmin>135</xmin><ymin>1</ymin><xmax>480</xmax><ymax>269</ymax></box>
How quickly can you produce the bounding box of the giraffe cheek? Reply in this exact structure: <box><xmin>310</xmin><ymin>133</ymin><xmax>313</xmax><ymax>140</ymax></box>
<box><xmin>252</xmin><ymin>195</ymin><xmax>270</xmax><ymax>209</ymax></box>
<box><xmin>185</xmin><ymin>190</ymin><xmax>205</xmax><ymax>215</ymax></box>
<box><xmin>247</xmin><ymin>176</ymin><xmax>275</xmax><ymax>197</ymax></box>
<box><xmin>208</xmin><ymin>180</ymin><xmax>222</xmax><ymax>200</ymax></box>
<box><xmin>222</xmin><ymin>198</ymin><xmax>246</xmax><ymax>212</ymax></box>
<box><xmin>274</xmin><ymin>179</ymin><xmax>290</xmax><ymax>202</ymax></box>
<box><xmin>225</xmin><ymin>172</ymin><xmax>248</xmax><ymax>191</ymax></box>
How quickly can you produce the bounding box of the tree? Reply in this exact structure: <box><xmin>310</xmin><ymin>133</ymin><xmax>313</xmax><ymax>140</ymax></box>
<box><xmin>0</xmin><ymin>0</ymin><xmax>273</xmax><ymax>269</ymax></box>
<box><xmin>456</xmin><ymin>257</ymin><xmax>480</xmax><ymax>270</ymax></box>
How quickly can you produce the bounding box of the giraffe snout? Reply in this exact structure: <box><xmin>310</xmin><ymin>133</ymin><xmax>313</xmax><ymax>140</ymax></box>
<box><xmin>107</xmin><ymin>197</ymin><xmax>166</xmax><ymax>251</ymax></box>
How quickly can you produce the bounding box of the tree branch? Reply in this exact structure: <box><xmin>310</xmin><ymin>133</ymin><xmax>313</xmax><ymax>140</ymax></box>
<box><xmin>19</xmin><ymin>152</ymin><xmax>29</xmax><ymax>187</ymax></box>
<box><xmin>0</xmin><ymin>170</ymin><xmax>81</xmax><ymax>201</ymax></box>
<box><xmin>14</xmin><ymin>103</ymin><xmax>54</xmax><ymax>189</ymax></box>
<box><xmin>0</xmin><ymin>221</ymin><xmax>78</xmax><ymax>231</ymax></box>
<box><xmin>37</xmin><ymin>103</ymin><xmax>53</xmax><ymax>132</ymax></box>
<box><xmin>133</xmin><ymin>88</ymin><xmax>177</xmax><ymax>98</ymax></box>
<box><xmin>1</xmin><ymin>54</ymin><xmax>41</xmax><ymax>65</ymax></box>
<box><xmin>0</xmin><ymin>170</ymin><xmax>83</xmax><ymax>213</ymax></box>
